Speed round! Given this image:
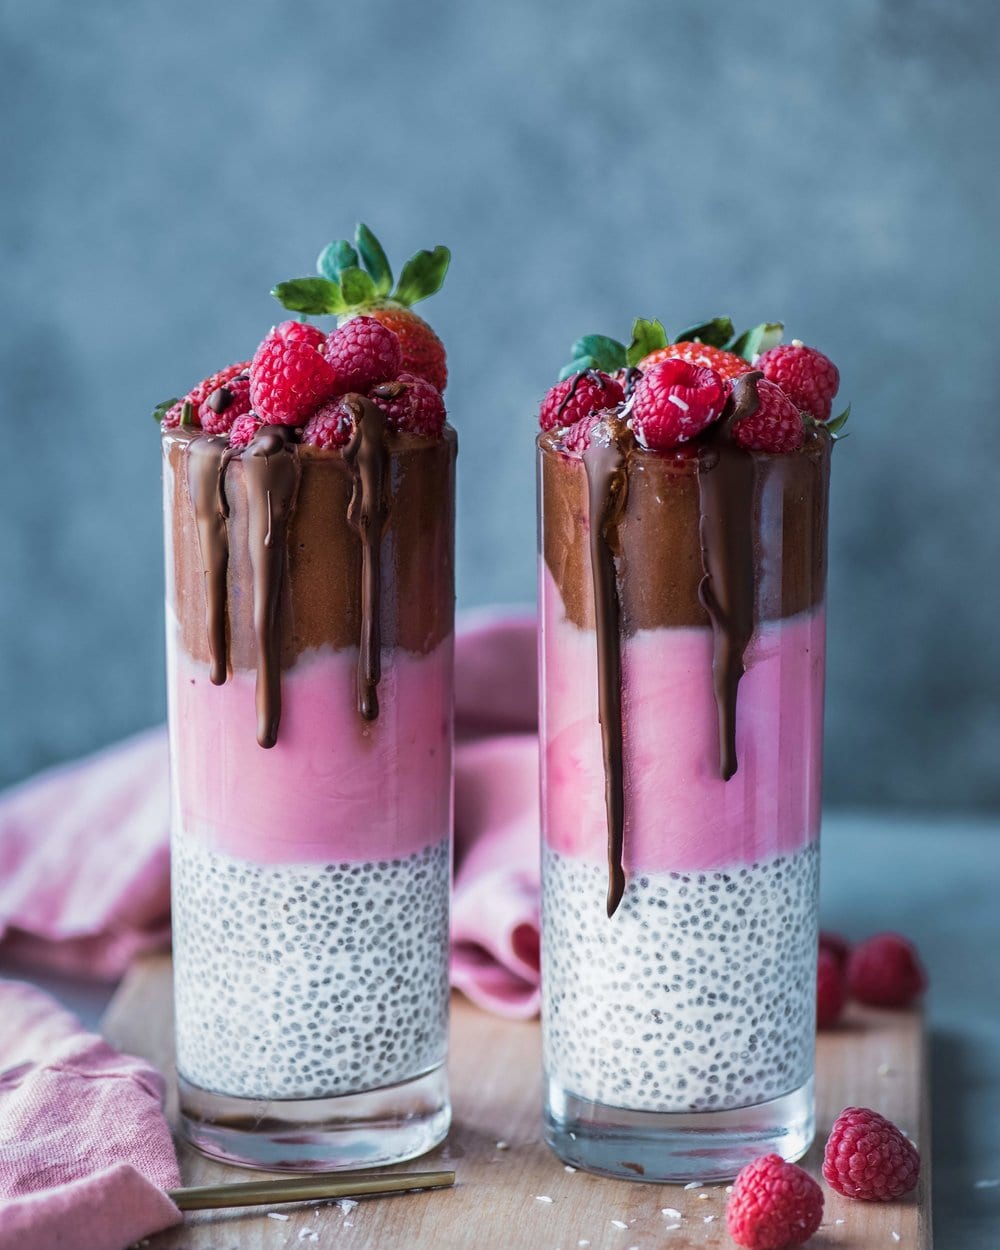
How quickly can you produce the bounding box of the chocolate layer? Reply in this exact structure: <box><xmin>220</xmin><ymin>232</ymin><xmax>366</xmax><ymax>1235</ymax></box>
<box><xmin>539</xmin><ymin>427</ymin><xmax>831</xmax><ymax>633</ymax></box>
<box><xmin>165</xmin><ymin>424</ymin><xmax>456</xmax><ymax>675</ymax></box>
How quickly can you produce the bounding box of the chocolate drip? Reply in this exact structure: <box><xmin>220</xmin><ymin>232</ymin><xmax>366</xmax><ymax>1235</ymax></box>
<box><xmin>186</xmin><ymin>436</ymin><xmax>231</xmax><ymax>686</ymax></box>
<box><xmin>582</xmin><ymin>420</ymin><xmax>631</xmax><ymax>917</ymax></box>
<box><xmin>241</xmin><ymin>426</ymin><xmax>301</xmax><ymax>748</ymax></box>
<box><xmin>697</xmin><ymin>373</ymin><xmax>762</xmax><ymax>780</ymax></box>
<box><xmin>343</xmin><ymin>395</ymin><xmax>393</xmax><ymax>722</ymax></box>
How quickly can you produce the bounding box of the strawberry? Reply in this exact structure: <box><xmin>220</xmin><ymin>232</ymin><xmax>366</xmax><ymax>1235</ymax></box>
<box><xmin>639</xmin><ymin>341</ymin><xmax>752</xmax><ymax>382</ymax></box>
<box><xmin>271</xmin><ymin>223</ymin><xmax>450</xmax><ymax>391</ymax></box>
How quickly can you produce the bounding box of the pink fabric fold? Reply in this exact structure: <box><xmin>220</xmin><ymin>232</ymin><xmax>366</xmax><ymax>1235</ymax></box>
<box><xmin>0</xmin><ymin>611</ymin><xmax>542</xmax><ymax>1012</ymax></box>
<box><xmin>0</xmin><ymin>980</ymin><xmax>181</xmax><ymax>1250</ymax></box>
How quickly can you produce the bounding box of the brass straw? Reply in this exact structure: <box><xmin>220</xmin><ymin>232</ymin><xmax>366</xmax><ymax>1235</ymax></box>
<box><xmin>169</xmin><ymin>1168</ymin><xmax>455</xmax><ymax>1212</ymax></box>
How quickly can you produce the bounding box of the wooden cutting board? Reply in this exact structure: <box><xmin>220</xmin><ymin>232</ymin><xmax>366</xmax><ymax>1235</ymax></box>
<box><xmin>103</xmin><ymin>955</ymin><xmax>931</xmax><ymax>1249</ymax></box>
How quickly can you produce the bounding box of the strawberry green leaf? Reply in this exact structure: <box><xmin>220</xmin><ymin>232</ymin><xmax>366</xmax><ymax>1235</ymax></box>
<box><xmin>826</xmin><ymin>403</ymin><xmax>851</xmax><ymax>436</ymax></box>
<box><xmin>153</xmin><ymin>397</ymin><xmax>179</xmax><ymax>424</ymax></box>
<box><xmin>558</xmin><ymin>355</ymin><xmax>599</xmax><ymax>381</ymax></box>
<box><xmin>625</xmin><ymin>318</ymin><xmax>667</xmax><ymax>366</ymax></box>
<box><xmin>569</xmin><ymin>335</ymin><xmax>627</xmax><ymax>374</ymax></box>
<box><xmin>180</xmin><ymin>400</ymin><xmax>194</xmax><ymax>427</ymax></box>
<box><xmin>338</xmin><ymin>265</ymin><xmax>377</xmax><ymax>306</ymax></box>
<box><xmin>317</xmin><ymin>240</ymin><xmax>358</xmax><ymax>283</ymax></box>
<box><xmin>272</xmin><ymin>277</ymin><xmax>347</xmax><ymax>316</ymax></box>
<box><xmin>730</xmin><ymin>321</ymin><xmax>783</xmax><ymax>362</ymax></box>
<box><xmin>674</xmin><ymin>317</ymin><xmax>734</xmax><ymax>348</ymax></box>
<box><xmin>392</xmin><ymin>245</ymin><xmax>451</xmax><ymax>306</ymax></box>
<box><xmin>355</xmin><ymin>223</ymin><xmax>393</xmax><ymax>297</ymax></box>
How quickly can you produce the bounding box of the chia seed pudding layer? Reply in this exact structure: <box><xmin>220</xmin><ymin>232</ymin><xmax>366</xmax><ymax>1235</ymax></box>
<box><xmin>172</xmin><ymin>831</ymin><xmax>451</xmax><ymax>1100</ymax></box>
<box><xmin>541</xmin><ymin>841</ymin><xmax>819</xmax><ymax>1113</ymax></box>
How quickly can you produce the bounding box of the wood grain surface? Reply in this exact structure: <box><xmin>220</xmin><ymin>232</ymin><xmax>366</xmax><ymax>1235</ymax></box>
<box><xmin>103</xmin><ymin>955</ymin><xmax>930</xmax><ymax>1249</ymax></box>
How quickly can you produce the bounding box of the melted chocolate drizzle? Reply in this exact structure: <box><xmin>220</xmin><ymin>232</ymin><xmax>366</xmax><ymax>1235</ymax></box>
<box><xmin>186</xmin><ymin>436</ymin><xmax>231</xmax><ymax>686</ymax></box>
<box><xmin>577</xmin><ymin>372</ymin><xmax>774</xmax><ymax>916</ymax></box>
<box><xmin>582</xmin><ymin>418</ymin><xmax>632</xmax><ymax>917</ymax></box>
<box><xmin>241</xmin><ymin>425</ymin><xmax>301</xmax><ymax>748</ymax></box>
<box><xmin>697</xmin><ymin>373</ymin><xmax>762</xmax><ymax>780</ymax></box>
<box><xmin>343</xmin><ymin>395</ymin><xmax>393</xmax><ymax>722</ymax></box>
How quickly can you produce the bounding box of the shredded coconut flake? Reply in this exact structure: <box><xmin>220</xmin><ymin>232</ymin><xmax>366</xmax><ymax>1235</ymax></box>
<box><xmin>683</xmin><ymin>1180</ymin><xmax>702</xmax><ymax>1190</ymax></box>
<box><xmin>535</xmin><ymin>1194</ymin><xmax>554</xmax><ymax>1203</ymax></box>
<box><xmin>664</xmin><ymin>1224</ymin><xmax>682</xmax><ymax>1232</ymax></box>
<box><xmin>611</xmin><ymin>1219</ymin><xmax>629</xmax><ymax>1229</ymax></box>
<box><xmin>661</xmin><ymin>1207</ymin><xmax>682</xmax><ymax>1219</ymax></box>
<box><xmin>578</xmin><ymin>1241</ymin><xmax>591</xmax><ymax>1247</ymax></box>
<box><xmin>892</xmin><ymin>1234</ymin><xmax>901</xmax><ymax>1243</ymax></box>
<box><xmin>564</xmin><ymin>1165</ymin><xmax>577</xmax><ymax>1173</ymax></box>
<box><xmin>267</xmin><ymin>1211</ymin><xmax>290</xmax><ymax>1221</ymax></box>
<box><xmin>495</xmin><ymin>1140</ymin><xmax>509</xmax><ymax>1150</ymax></box>
<box><xmin>336</xmin><ymin>1198</ymin><xmax>358</xmax><ymax>1213</ymax></box>
<box><xmin>704</xmin><ymin>1214</ymin><xmax>716</xmax><ymax>1223</ymax></box>
<box><xmin>667</xmin><ymin>394</ymin><xmax>690</xmax><ymax>412</ymax></box>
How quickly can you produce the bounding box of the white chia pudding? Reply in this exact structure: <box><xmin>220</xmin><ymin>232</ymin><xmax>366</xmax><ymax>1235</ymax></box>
<box><xmin>542</xmin><ymin>842</ymin><xmax>819</xmax><ymax>1113</ymax></box>
<box><xmin>172</xmin><ymin>831</ymin><xmax>451</xmax><ymax>1100</ymax></box>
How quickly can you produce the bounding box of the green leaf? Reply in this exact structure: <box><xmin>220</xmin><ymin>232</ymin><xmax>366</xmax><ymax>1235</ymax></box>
<box><xmin>625</xmin><ymin>318</ymin><xmax>667</xmax><ymax>366</ymax></box>
<box><xmin>558</xmin><ymin>355</ymin><xmax>598</xmax><ymax>380</ymax></box>
<box><xmin>272</xmin><ymin>277</ymin><xmax>347</xmax><ymax>315</ymax></box>
<box><xmin>826</xmin><ymin>403</ymin><xmax>851</xmax><ymax>436</ymax></box>
<box><xmin>338</xmin><ymin>265</ymin><xmax>377</xmax><ymax>306</ymax></box>
<box><xmin>392</xmin><ymin>245</ymin><xmax>451</xmax><ymax>306</ymax></box>
<box><xmin>569</xmin><ymin>335</ymin><xmax>627</xmax><ymax>373</ymax></box>
<box><xmin>674</xmin><ymin>316</ymin><xmax>734</xmax><ymax>348</ymax></box>
<box><xmin>730</xmin><ymin>321</ymin><xmax>784</xmax><ymax>362</ymax></box>
<box><xmin>153</xmin><ymin>396</ymin><xmax>179</xmax><ymax>424</ymax></box>
<box><xmin>355</xmin><ymin>223</ymin><xmax>393</xmax><ymax>297</ymax></box>
<box><xmin>316</xmin><ymin>240</ymin><xmax>358</xmax><ymax>282</ymax></box>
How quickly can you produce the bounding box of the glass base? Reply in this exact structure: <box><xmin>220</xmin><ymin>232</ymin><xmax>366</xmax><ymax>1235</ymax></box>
<box><xmin>544</xmin><ymin>1074</ymin><xmax>814</xmax><ymax>1183</ymax></box>
<box><xmin>178</xmin><ymin>1063</ymin><xmax>450</xmax><ymax>1172</ymax></box>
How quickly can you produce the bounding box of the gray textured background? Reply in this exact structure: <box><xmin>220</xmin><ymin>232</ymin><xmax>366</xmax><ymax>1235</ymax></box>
<box><xmin>1</xmin><ymin>0</ymin><xmax>997</xmax><ymax>811</ymax></box>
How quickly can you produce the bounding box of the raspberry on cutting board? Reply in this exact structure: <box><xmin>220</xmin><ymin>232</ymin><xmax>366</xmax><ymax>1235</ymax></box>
<box><xmin>823</xmin><ymin>1106</ymin><xmax>921</xmax><ymax>1201</ymax></box>
<box><xmin>726</xmin><ymin>1154</ymin><xmax>824</xmax><ymax>1249</ymax></box>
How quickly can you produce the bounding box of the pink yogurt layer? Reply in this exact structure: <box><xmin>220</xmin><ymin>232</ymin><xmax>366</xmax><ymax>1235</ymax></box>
<box><xmin>540</xmin><ymin>568</ymin><xmax>825</xmax><ymax>873</ymax></box>
<box><xmin>167</xmin><ymin>625</ymin><xmax>453</xmax><ymax>865</ymax></box>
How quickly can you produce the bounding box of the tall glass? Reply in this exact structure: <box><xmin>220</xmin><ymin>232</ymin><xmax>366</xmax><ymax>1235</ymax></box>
<box><xmin>538</xmin><ymin>419</ymin><xmax>830</xmax><ymax>1181</ymax></box>
<box><xmin>163</xmin><ymin>410</ymin><xmax>456</xmax><ymax>1170</ymax></box>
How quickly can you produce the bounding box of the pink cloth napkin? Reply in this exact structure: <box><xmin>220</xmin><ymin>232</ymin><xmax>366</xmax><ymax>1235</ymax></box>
<box><xmin>0</xmin><ymin>980</ymin><xmax>181</xmax><ymax>1250</ymax></box>
<box><xmin>0</xmin><ymin>610</ymin><xmax>542</xmax><ymax>1013</ymax></box>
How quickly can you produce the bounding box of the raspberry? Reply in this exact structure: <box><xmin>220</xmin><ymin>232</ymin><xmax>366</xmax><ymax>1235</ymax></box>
<box><xmin>732</xmin><ymin>377</ymin><xmax>806</xmax><ymax>453</ymax></box>
<box><xmin>560</xmin><ymin>410</ymin><xmax>604</xmax><ymax>454</ymax></box>
<box><xmin>199</xmin><ymin>374</ymin><xmax>251</xmax><ymax>434</ymax></box>
<box><xmin>847</xmin><ymin>933</ymin><xmax>927</xmax><ymax>1008</ymax></box>
<box><xmin>323</xmin><ymin>316</ymin><xmax>402</xmax><ymax>393</ymax></box>
<box><xmin>370</xmin><ymin>376</ymin><xmax>446</xmax><ymax>438</ymax></box>
<box><xmin>250</xmin><ymin>325</ymin><xmax>339</xmax><ymax>426</ymax></box>
<box><xmin>640</xmin><ymin>341</ymin><xmax>752</xmax><ymax>382</ymax></box>
<box><xmin>726</xmin><ymin>1155</ymin><xmax>824</xmax><ymax>1249</ymax></box>
<box><xmin>227</xmin><ymin>412</ymin><xmax>262</xmax><ymax>450</ymax></box>
<box><xmin>758</xmin><ymin>342</ymin><xmax>840</xmax><ymax>422</ymax></box>
<box><xmin>160</xmin><ymin>400</ymin><xmax>187</xmax><ymax>430</ymax></box>
<box><xmin>630</xmin><ymin>359</ymin><xmax>726</xmax><ymax>450</ymax></box>
<box><xmin>538</xmin><ymin>371</ymin><xmax>625</xmax><ymax>432</ymax></box>
<box><xmin>823</xmin><ymin>1107</ymin><xmax>920</xmax><ymax>1201</ymax></box>
<box><xmin>817</xmin><ymin>947</ymin><xmax>847</xmax><ymax>1029</ymax></box>
<box><xmin>367</xmin><ymin>306</ymin><xmax>448</xmax><ymax>392</ymax></box>
<box><xmin>302</xmin><ymin>399</ymin><xmax>354</xmax><ymax>449</ymax></box>
<box><xmin>185</xmin><ymin>360</ymin><xmax>253</xmax><ymax>408</ymax></box>
<box><xmin>273</xmin><ymin>319</ymin><xmax>327</xmax><ymax>351</ymax></box>
<box><xmin>820</xmin><ymin>930</ymin><xmax>851</xmax><ymax>969</ymax></box>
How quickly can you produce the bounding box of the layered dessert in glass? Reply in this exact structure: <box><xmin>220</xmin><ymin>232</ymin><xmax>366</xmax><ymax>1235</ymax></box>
<box><xmin>159</xmin><ymin>227</ymin><xmax>456</xmax><ymax>1170</ymax></box>
<box><xmin>537</xmin><ymin>322</ymin><xmax>845</xmax><ymax>1181</ymax></box>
